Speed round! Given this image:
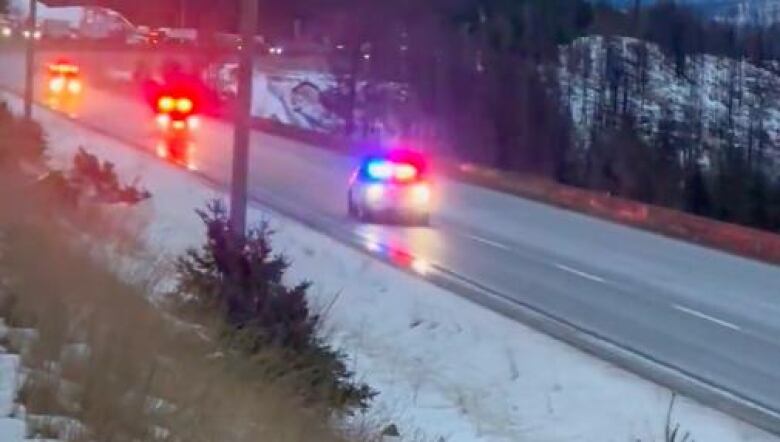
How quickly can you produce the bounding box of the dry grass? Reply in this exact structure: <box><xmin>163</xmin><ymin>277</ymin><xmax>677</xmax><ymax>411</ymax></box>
<box><xmin>0</xmin><ymin>163</ymin><xmax>374</xmax><ymax>441</ymax></box>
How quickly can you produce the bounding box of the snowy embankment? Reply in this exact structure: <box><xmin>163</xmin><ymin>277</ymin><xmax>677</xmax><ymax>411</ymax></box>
<box><xmin>1</xmin><ymin>91</ymin><xmax>778</xmax><ymax>442</ymax></box>
<box><xmin>0</xmin><ymin>322</ymin><xmax>24</xmax><ymax>441</ymax></box>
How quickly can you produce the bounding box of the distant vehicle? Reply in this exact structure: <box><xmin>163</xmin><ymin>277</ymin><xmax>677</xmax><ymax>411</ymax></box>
<box><xmin>0</xmin><ymin>17</ymin><xmax>15</xmax><ymax>38</ymax></box>
<box><xmin>348</xmin><ymin>150</ymin><xmax>432</xmax><ymax>225</ymax></box>
<box><xmin>145</xmin><ymin>28</ymin><xmax>164</xmax><ymax>45</ymax></box>
<box><xmin>160</xmin><ymin>27</ymin><xmax>198</xmax><ymax>44</ymax></box>
<box><xmin>11</xmin><ymin>6</ymin><xmax>136</xmax><ymax>41</ymax></box>
<box><xmin>236</xmin><ymin>35</ymin><xmax>268</xmax><ymax>52</ymax></box>
<box><xmin>153</xmin><ymin>93</ymin><xmax>200</xmax><ymax>171</ymax></box>
<box><xmin>125</xmin><ymin>29</ymin><xmax>148</xmax><ymax>45</ymax></box>
<box><xmin>78</xmin><ymin>7</ymin><xmax>135</xmax><ymax>40</ymax></box>
<box><xmin>267</xmin><ymin>39</ymin><xmax>329</xmax><ymax>56</ymax></box>
<box><xmin>45</xmin><ymin>60</ymin><xmax>84</xmax><ymax>114</ymax></box>
<box><xmin>21</xmin><ymin>26</ymin><xmax>42</xmax><ymax>40</ymax></box>
<box><xmin>150</xmin><ymin>74</ymin><xmax>202</xmax><ymax>171</ymax></box>
<box><xmin>154</xmin><ymin>94</ymin><xmax>199</xmax><ymax>133</ymax></box>
<box><xmin>41</xmin><ymin>19</ymin><xmax>74</xmax><ymax>39</ymax></box>
<box><xmin>47</xmin><ymin>60</ymin><xmax>83</xmax><ymax>95</ymax></box>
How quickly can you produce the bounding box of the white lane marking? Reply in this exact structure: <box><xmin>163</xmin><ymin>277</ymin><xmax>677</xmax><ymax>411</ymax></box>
<box><xmin>554</xmin><ymin>264</ymin><xmax>607</xmax><ymax>284</ymax></box>
<box><xmin>673</xmin><ymin>304</ymin><xmax>742</xmax><ymax>331</ymax></box>
<box><xmin>465</xmin><ymin>233</ymin><xmax>511</xmax><ymax>251</ymax></box>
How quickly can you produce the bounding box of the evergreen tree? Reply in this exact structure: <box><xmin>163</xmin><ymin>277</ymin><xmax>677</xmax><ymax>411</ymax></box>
<box><xmin>175</xmin><ymin>201</ymin><xmax>375</xmax><ymax>413</ymax></box>
<box><xmin>0</xmin><ymin>102</ymin><xmax>46</xmax><ymax>164</ymax></box>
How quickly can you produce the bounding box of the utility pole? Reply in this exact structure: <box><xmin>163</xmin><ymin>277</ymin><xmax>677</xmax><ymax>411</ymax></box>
<box><xmin>179</xmin><ymin>0</ymin><xmax>186</xmax><ymax>28</ymax></box>
<box><xmin>23</xmin><ymin>0</ymin><xmax>37</xmax><ymax>120</ymax></box>
<box><xmin>229</xmin><ymin>0</ymin><xmax>257</xmax><ymax>237</ymax></box>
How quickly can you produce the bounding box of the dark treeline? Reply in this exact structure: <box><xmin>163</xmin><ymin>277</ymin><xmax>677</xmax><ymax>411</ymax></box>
<box><xmin>593</xmin><ymin>1</ymin><xmax>780</xmax><ymax>71</ymax></box>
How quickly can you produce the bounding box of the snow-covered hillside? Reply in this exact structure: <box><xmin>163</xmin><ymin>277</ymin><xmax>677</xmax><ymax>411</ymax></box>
<box><xmin>559</xmin><ymin>35</ymin><xmax>780</xmax><ymax>171</ymax></box>
<box><xmin>603</xmin><ymin>0</ymin><xmax>780</xmax><ymax>26</ymax></box>
<box><xmin>704</xmin><ymin>0</ymin><xmax>780</xmax><ymax>26</ymax></box>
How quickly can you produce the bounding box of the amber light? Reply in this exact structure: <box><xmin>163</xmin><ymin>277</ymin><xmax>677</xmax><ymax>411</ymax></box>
<box><xmin>176</xmin><ymin>98</ymin><xmax>194</xmax><ymax>113</ymax></box>
<box><xmin>157</xmin><ymin>96</ymin><xmax>175</xmax><ymax>113</ymax></box>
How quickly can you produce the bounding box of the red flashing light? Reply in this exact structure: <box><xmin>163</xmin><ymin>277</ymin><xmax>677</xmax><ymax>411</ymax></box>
<box><xmin>157</xmin><ymin>96</ymin><xmax>175</xmax><ymax>113</ymax></box>
<box><xmin>394</xmin><ymin>163</ymin><xmax>418</xmax><ymax>182</ymax></box>
<box><xmin>49</xmin><ymin>60</ymin><xmax>79</xmax><ymax>75</ymax></box>
<box><xmin>176</xmin><ymin>97</ymin><xmax>193</xmax><ymax>113</ymax></box>
<box><xmin>157</xmin><ymin>96</ymin><xmax>196</xmax><ymax>116</ymax></box>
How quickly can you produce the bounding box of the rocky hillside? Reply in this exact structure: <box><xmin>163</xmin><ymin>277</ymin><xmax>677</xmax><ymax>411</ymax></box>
<box><xmin>559</xmin><ymin>35</ymin><xmax>780</xmax><ymax>172</ymax></box>
<box><xmin>602</xmin><ymin>0</ymin><xmax>780</xmax><ymax>26</ymax></box>
<box><xmin>706</xmin><ymin>0</ymin><xmax>780</xmax><ymax>26</ymax></box>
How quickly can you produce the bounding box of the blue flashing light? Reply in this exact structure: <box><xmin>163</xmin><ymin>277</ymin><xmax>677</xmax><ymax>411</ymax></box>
<box><xmin>366</xmin><ymin>160</ymin><xmax>394</xmax><ymax>180</ymax></box>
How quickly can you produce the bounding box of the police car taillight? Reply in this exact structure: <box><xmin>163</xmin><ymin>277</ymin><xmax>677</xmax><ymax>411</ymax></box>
<box><xmin>394</xmin><ymin>164</ymin><xmax>418</xmax><ymax>182</ymax></box>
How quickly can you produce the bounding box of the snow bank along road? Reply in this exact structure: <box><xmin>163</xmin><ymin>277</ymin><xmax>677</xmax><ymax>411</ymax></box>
<box><xmin>1</xmin><ymin>50</ymin><xmax>780</xmax><ymax>434</ymax></box>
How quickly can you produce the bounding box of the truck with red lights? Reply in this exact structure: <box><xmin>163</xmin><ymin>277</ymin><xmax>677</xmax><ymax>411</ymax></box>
<box><xmin>45</xmin><ymin>60</ymin><xmax>84</xmax><ymax>113</ymax></box>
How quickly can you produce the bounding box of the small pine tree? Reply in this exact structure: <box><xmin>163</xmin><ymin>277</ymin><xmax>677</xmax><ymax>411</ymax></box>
<box><xmin>0</xmin><ymin>102</ymin><xmax>46</xmax><ymax>164</ymax></box>
<box><xmin>175</xmin><ymin>201</ymin><xmax>375</xmax><ymax>413</ymax></box>
<box><xmin>70</xmin><ymin>148</ymin><xmax>151</xmax><ymax>205</ymax></box>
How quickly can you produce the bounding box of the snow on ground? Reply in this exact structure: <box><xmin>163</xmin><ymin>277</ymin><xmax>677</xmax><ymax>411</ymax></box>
<box><xmin>0</xmin><ymin>320</ymin><xmax>25</xmax><ymax>442</ymax></box>
<box><xmin>2</xmin><ymin>91</ymin><xmax>780</xmax><ymax>442</ymax></box>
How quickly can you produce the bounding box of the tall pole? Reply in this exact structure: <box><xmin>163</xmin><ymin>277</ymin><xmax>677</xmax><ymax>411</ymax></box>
<box><xmin>229</xmin><ymin>0</ymin><xmax>257</xmax><ymax>237</ymax></box>
<box><xmin>23</xmin><ymin>0</ymin><xmax>38</xmax><ymax>120</ymax></box>
<box><xmin>179</xmin><ymin>0</ymin><xmax>186</xmax><ymax>28</ymax></box>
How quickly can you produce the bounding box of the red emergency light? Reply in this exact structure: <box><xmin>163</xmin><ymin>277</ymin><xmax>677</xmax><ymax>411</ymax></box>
<box><xmin>157</xmin><ymin>96</ymin><xmax>195</xmax><ymax>114</ymax></box>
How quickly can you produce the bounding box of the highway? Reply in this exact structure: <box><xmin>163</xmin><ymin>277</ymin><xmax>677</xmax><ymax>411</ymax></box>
<box><xmin>2</xmin><ymin>49</ymin><xmax>780</xmax><ymax>433</ymax></box>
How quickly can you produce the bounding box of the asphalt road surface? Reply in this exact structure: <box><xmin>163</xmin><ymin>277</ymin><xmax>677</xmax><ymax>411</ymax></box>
<box><xmin>2</xmin><ymin>49</ymin><xmax>780</xmax><ymax>432</ymax></box>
